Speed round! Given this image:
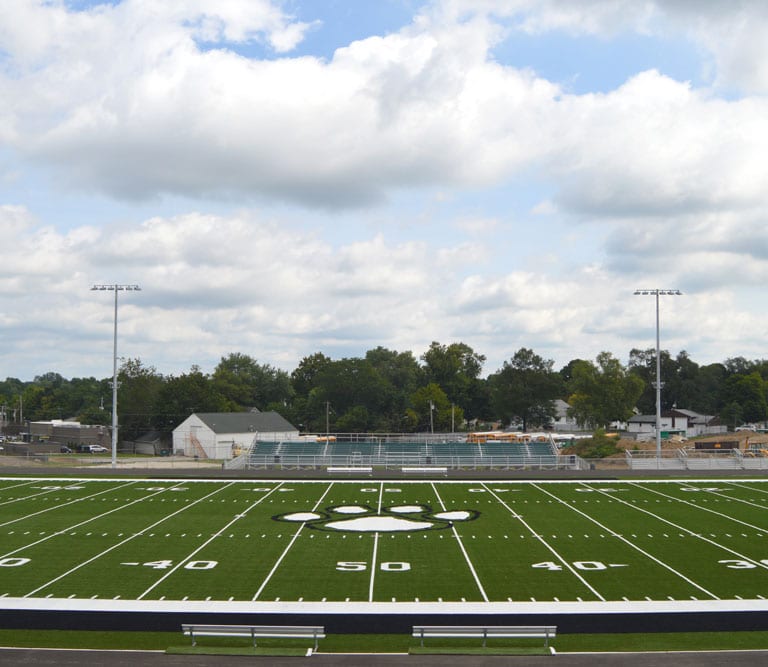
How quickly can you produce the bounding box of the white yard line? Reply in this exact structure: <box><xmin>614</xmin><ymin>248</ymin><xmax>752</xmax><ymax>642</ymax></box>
<box><xmin>532</xmin><ymin>483</ymin><xmax>719</xmax><ymax>600</ymax></box>
<box><xmin>368</xmin><ymin>482</ymin><xmax>384</xmax><ymax>603</ymax></box>
<box><xmin>1</xmin><ymin>481</ymin><xmax>182</xmax><ymax>560</ymax></box>
<box><xmin>431</xmin><ymin>482</ymin><xmax>489</xmax><ymax>602</ymax></box>
<box><xmin>629</xmin><ymin>481</ymin><xmax>768</xmax><ymax>532</ymax></box>
<box><xmin>138</xmin><ymin>482</ymin><xmax>282</xmax><ymax>600</ymax></box>
<box><xmin>252</xmin><ymin>482</ymin><xmax>333</xmax><ymax>601</ymax></box>
<box><xmin>585</xmin><ymin>483</ymin><xmax>768</xmax><ymax>571</ymax></box>
<box><xmin>482</xmin><ymin>483</ymin><xmax>605</xmax><ymax>602</ymax></box>
<box><xmin>24</xmin><ymin>481</ymin><xmax>234</xmax><ymax>598</ymax></box>
<box><xmin>0</xmin><ymin>480</ymin><xmax>139</xmax><ymax>528</ymax></box>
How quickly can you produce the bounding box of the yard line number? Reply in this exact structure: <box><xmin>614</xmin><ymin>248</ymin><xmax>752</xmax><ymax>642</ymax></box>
<box><xmin>532</xmin><ymin>561</ymin><xmax>627</xmax><ymax>571</ymax></box>
<box><xmin>121</xmin><ymin>560</ymin><xmax>218</xmax><ymax>570</ymax></box>
<box><xmin>337</xmin><ymin>561</ymin><xmax>411</xmax><ymax>572</ymax></box>
<box><xmin>719</xmin><ymin>559</ymin><xmax>768</xmax><ymax>569</ymax></box>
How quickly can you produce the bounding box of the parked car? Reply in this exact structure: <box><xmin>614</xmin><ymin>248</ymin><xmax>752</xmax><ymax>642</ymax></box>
<box><xmin>60</xmin><ymin>446</ymin><xmax>72</xmax><ymax>453</ymax></box>
<box><xmin>88</xmin><ymin>445</ymin><xmax>108</xmax><ymax>453</ymax></box>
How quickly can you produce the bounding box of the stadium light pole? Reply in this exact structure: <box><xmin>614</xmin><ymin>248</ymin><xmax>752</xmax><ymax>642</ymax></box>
<box><xmin>634</xmin><ymin>289</ymin><xmax>682</xmax><ymax>461</ymax></box>
<box><xmin>91</xmin><ymin>284</ymin><xmax>141</xmax><ymax>469</ymax></box>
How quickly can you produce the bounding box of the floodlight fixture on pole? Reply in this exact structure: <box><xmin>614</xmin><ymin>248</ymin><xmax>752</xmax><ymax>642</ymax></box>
<box><xmin>634</xmin><ymin>289</ymin><xmax>682</xmax><ymax>461</ymax></box>
<box><xmin>91</xmin><ymin>284</ymin><xmax>141</xmax><ymax>469</ymax></box>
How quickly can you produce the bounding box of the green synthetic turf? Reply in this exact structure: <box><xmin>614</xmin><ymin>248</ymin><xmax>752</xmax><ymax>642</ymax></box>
<box><xmin>1</xmin><ymin>477</ymin><xmax>767</xmax><ymax>603</ymax></box>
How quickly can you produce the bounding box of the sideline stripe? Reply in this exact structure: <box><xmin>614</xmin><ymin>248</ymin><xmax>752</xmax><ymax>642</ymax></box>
<box><xmin>25</xmin><ymin>481</ymin><xmax>234</xmax><ymax>598</ymax></box>
<box><xmin>252</xmin><ymin>482</ymin><xmax>333</xmax><ymax>601</ymax></box>
<box><xmin>483</xmin><ymin>483</ymin><xmax>605</xmax><ymax>602</ymax></box>
<box><xmin>0</xmin><ymin>480</ymin><xmax>139</xmax><ymax>529</ymax></box>
<box><xmin>431</xmin><ymin>482</ymin><xmax>488</xmax><ymax>602</ymax></box>
<box><xmin>137</xmin><ymin>482</ymin><xmax>281</xmax><ymax>600</ymax></box>
<box><xmin>585</xmin><ymin>483</ymin><xmax>768</xmax><ymax>571</ymax></box>
<box><xmin>532</xmin><ymin>483</ymin><xmax>719</xmax><ymax>600</ymax></box>
<box><xmin>368</xmin><ymin>482</ymin><xmax>384</xmax><ymax>603</ymax></box>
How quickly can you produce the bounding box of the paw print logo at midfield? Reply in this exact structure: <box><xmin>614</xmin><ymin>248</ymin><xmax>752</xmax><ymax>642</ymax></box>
<box><xmin>273</xmin><ymin>504</ymin><xmax>480</xmax><ymax>532</ymax></box>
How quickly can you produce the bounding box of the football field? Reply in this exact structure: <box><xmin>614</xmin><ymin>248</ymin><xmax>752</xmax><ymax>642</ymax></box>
<box><xmin>1</xmin><ymin>477</ymin><xmax>768</xmax><ymax>612</ymax></box>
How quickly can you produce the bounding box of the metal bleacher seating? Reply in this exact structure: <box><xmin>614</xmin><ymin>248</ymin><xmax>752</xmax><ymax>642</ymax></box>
<box><xmin>242</xmin><ymin>434</ymin><xmax>576</xmax><ymax>471</ymax></box>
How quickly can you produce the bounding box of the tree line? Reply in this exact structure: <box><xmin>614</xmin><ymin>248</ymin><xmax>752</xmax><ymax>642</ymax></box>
<box><xmin>2</xmin><ymin>343</ymin><xmax>767</xmax><ymax>441</ymax></box>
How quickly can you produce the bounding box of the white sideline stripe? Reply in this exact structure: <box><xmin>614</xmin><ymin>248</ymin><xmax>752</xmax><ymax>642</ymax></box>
<box><xmin>585</xmin><ymin>484</ymin><xmax>768</xmax><ymax>571</ymax></box>
<box><xmin>431</xmin><ymin>482</ymin><xmax>488</xmax><ymax>602</ymax></box>
<box><xmin>630</xmin><ymin>482</ymin><xmax>768</xmax><ymax>534</ymax></box>
<box><xmin>532</xmin><ymin>483</ymin><xmax>719</xmax><ymax>600</ymax></box>
<box><xmin>368</xmin><ymin>482</ymin><xmax>384</xmax><ymax>603</ymax></box>
<box><xmin>482</xmin><ymin>483</ymin><xmax>605</xmax><ymax>602</ymax></box>
<box><xmin>138</xmin><ymin>483</ymin><xmax>282</xmax><ymax>600</ymax></box>
<box><xmin>24</xmin><ymin>481</ymin><xmax>234</xmax><ymax>598</ymax></box>
<box><xmin>0</xmin><ymin>480</ymin><xmax>139</xmax><ymax>529</ymax></box>
<box><xmin>3</xmin><ymin>481</ymin><xmax>171</xmax><ymax>562</ymax></box>
<box><xmin>252</xmin><ymin>482</ymin><xmax>333</xmax><ymax>601</ymax></box>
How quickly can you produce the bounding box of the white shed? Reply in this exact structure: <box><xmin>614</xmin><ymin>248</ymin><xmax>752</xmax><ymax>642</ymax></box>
<box><xmin>173</xmin><ymin>411</ymin><xmax>298</xmax><ymax>460</ymax></box>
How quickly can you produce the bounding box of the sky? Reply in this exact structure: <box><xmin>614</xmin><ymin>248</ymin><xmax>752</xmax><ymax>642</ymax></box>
<box><xmin>2</xmin><ymin>0</ymin><xmax>768</xmax><ymax>382</ymax></box>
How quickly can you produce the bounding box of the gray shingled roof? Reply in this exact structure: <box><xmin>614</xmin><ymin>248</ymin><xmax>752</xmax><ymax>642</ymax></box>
<box><xmin>194</xmin><ymin>412</ymin><xmax>296</xmax><ymax>434</ymax></box>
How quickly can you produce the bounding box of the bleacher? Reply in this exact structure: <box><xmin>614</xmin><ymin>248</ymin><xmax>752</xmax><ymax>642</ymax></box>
<box><xmin>278</xmin><ymin>441</ymin><xmax>326</xmax><ymax>457</ymax></box>
<box><xmin>241</xmin><ymin>434</ymin><xmax>578</xmax><ymax>471</ymax></box>
<box><xmin>379</xmin><ymin>441</ymin><xmax>429</xmax><ymax>456</ymax></box>
<box><xmin>329</xmin><ymin>441</ymin><xmax>379</xmax><ymax>457</ymax></box>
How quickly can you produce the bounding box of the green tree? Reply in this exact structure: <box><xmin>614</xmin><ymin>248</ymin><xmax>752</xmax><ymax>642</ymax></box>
<box><xmin>212</xmin><ymin>353</ymin><xmax>294</xmax><ymax>411</ymax></box>
<box><xmin>365</xmin><ymin>347</ymin><xmax>422</xmax><ymax>430</ymax></box>
<box><xmin>151</xmin><ymin>366</ymin><xmax>228</xmax><ymax>432</ymax></box>
<box><xmin>720</xmin><ymin>372</ymin><xmax>768</xmax><ymax>428</ymax></box>
<box><xmin>311</xmin><ymin>358</ymin><xmax>390</xmax><ymax>432</ymax></box>
<box><xmin>488</xmin><ymin>348</ymin><xmax>562</xmax><ymax>431</ymax></box>
<box><xmin>408</xmin><ymin>383</ymin><xmax>462</xmax><ymax>432</ymax></box>
<box><xmin>421</xmin><ymin>341</ymin><xmax>486</xmax><ymax>419</ymax></box>
<box><xmin>568</xmin><ymin>352</ymin><xmax>644</xmax><ymax>429</ymax></box>
<box><xmin>117</xmin><ymin>358</ymin><xmax>165</xmax><ymax>441</ymax></box>
<box><xmin>628</xmin><ymin>348</ymin><xmax>680</xmax><ymax>414</ymax></box>
<box><xmin>291</xmin><ymin>352</ymin><xmax>332</xmax><ymax>397</ymax></box>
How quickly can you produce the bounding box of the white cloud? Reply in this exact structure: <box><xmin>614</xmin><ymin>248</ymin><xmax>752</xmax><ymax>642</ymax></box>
<box><xmin>0</xmin><ymin>1</ymin><xmax>764</xmax><ymax>221</ymax></box>
<box><xmin>3</xmin><ymin>1</ymin><xmax>768</xmax><ymax>380</ymax></box>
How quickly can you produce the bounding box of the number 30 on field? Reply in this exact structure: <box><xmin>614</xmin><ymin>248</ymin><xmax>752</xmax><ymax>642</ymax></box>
<box><xmin>336</xmin><ymin>561</ymin><xmax>410</xmax><ymax>572</ymax></box>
